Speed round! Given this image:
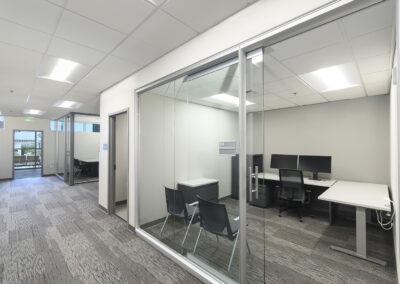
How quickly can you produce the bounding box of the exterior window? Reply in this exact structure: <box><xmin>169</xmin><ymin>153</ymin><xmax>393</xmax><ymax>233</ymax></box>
<box><xmin>0</xmin><ymin>116</ymin><xmax>4</xmax><ymax>129</ymax></box>
<box><xmin>50</xmin><ymin>120</ymin><xmax>57</xmax><ymax>131</ymax></box>
<box><xmin>74</xmin><ymin>122</ymin><xmax>84</xmax><ymax>132</ymax></box>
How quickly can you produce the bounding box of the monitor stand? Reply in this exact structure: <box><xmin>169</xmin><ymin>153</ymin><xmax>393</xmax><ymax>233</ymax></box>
<box><xmin>312</xmin><ymin>172</ymin><xmax>320</xmax><ymax>181</ymax></box>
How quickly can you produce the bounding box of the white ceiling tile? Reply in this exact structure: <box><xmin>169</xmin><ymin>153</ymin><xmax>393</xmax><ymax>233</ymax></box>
<box><xmin>270</xmin><ymin>21</ymin><xmax>344</xmax><ymax>61</ymax></box>
<box><xmin>0</xmin><ymin>43</ymin><xmax>42</xmax><ymax>75</ymax></box>
<box><xmin>97</xmin><ymin>56</ymin><xmax>142</xmax><ymax>80</ymax></box>
<box><xmin>0</xmin><ymin>70</ymin><xmax>35</xmax><ymax>95</ymax></box>
<box><xmin>350</xmin><ymin>27</ymin><xmax>393</xmax><ymax>59</ymax></box>
<box><xmin>357</xmin><ymin>53</ymin><xmax>391</xmax><ymax>75</ymax></box>
<box><xmin>113</xmin><ymin>34</ymin><xmax>166</xmax><ymax>66</ymax></box>
<box><xmin>162</xmin><ymin>0</ymin><xmax>255</xmax><ymax>33</ymax></box>
<box><xmin>63</xmin><ymin>89</ymin><xmax>99</xmax><ymax>103</ymax></box>
<box><xmin>0</xmin><ymin>0</ymin><xmax>62</xmax><ymax>34</ymax></box>
<box><xmin>76</xmin><ymin>68</ymin><xmax>123</xmax><ymax>94</ymax></box>
<box><xmin>31</xmin><ymin>78</ymin><xmax>71</xmax><ymax>100</ymax></box>
<box><xmin>285</xmin><ymin>94</ymin><xmax>326</xmax><ymax>106</ymax></box>
<box><xmin>362</xmin><ymin>70</ymin><xmax>390</xmax><ymax>96</ymax></box>
<box><xmin>0</xmin><ymin>19</ymin><xmax>51</xmax><ymax>53</ymax></box>
<box><xmin>55</xmin><ymin>11</ymin><xmax>125</xmax><ymax>53</ymax></box>
<box><xmin>323</xmin><ymin>85</ymin><xmax>365</xmax><ymax>101</ymax></box>
<box><xmin>132</xmin><ymin>10</ymin><xmax>197</xmax><ymax>53</ymax></box>
<box><xmin>340</xmin><ymin>0</ymin><xmax>394</xmax><ymax>39</ymax></box>
<box><xmin>27</xmin><ymin>97</ymin><xmax>56</xmax><ymax>110</ymax></box>
<box><xmin>66</xmin><ymin>0</ymin><xmax>154</xmax><ymax>34</ymax></box>
<box><xmin>282</xmin><ymin>43</ymin><xmax>354</xmax><ymax>75</ymax></box>
<box><xmin>263</xmin><ymin>55</ymin><xmax>293</xmax><ymax>83</ymax></box>
<box><xmin>47</xmin><ymin>37</ymin><xmax>106</xmax><ymax>66</ymax></box>
<box><xmin>46</xmin><ymin>0</ymin><xmax>67</xmax><ymax>6</ymax></box>
<box><xmin>364</xmin><ymin>81</ymin><xmax>390</xmax><ymax>96</ymax></box>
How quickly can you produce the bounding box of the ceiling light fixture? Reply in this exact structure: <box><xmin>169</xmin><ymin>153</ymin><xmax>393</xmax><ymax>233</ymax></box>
<box><xmin>53</xmin><ymin>100</ymin><xmax>83</xmax><ymax>109</ymax></box>
<box><xmin>24</xmin><ymin>109</ymin><xmax>45</xmax><ymax>116</ymax></box>
<box><xmin>40</xmin><ymin>58</ymin><xmax>79</xmax><ymax>83</ymax></box>
<box><xmin>205</xmin><ymin>93</ymin><xmax>254</xmax><ymax>106</ymax></box>
<box><xmin>300</xmin><ymin>63</ymin><xmax>360</xmax><ymax>93</ymax></box>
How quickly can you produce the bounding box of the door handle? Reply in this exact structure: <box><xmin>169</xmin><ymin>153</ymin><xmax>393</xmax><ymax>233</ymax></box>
<box><xmin>254</xmin><ymin>166</ymin><xmax>259</xmax><ymax>199</ymax></box>
<box><xmin>248</xmin><ymin>166</ymin><xmax>253</xmax><ymax>202</ymax></box>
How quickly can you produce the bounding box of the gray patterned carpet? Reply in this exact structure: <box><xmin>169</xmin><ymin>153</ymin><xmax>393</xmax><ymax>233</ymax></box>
<box><xmin>0</xmin><ymin>176</ymin><xmax>201</xmax><ymax>284</ymax></box>
<box><xmin>145</xmin><ymin>198</ymin><xmax>397</xmax><ymax>283</ymax></box>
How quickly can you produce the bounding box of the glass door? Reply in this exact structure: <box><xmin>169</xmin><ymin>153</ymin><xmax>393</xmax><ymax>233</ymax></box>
<box><xmin>245</xmin><ymin>49</ymin><xmax>266</xmax><ymax>283</ymax></box>
<box><xmin>56</xmin><ymin>117</ymin><xmax>65</xmax><ymax>180</ymax></box>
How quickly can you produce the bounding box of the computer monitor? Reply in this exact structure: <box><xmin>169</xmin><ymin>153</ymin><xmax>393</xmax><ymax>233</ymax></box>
<box><xmin>298</xmin><ymin>155</ymin><xmax>331</xmax><ymax>180</ymax></box>
<box><xmin>270</xmin><ymin>154</ymin><xmax>298</xmax><ymax>170</ymax></box>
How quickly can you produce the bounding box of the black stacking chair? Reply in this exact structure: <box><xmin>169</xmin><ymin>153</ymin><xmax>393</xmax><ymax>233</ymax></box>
<box><xmin>278</xmin><ymin>169</ymin><xmax>310</xmax><ymax>222</ymax></box>
<box><xmin>193</xmin><ymin>196</ymin><xmax>250</xmax><ymax>271</ymax></box>
<box><xmin>160</xmin><ymin>187</ymin><xmax>199</xmax><ymax>249</ymax></box>
<box><xmin>73</xmin><ymin>159</ymin><xmax>83</xmax><ymax>177</ymax></box>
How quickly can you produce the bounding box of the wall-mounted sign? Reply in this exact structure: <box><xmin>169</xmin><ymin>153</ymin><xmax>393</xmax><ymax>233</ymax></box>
<box><xmin>219</xmin><ymin>141</ymin><xmax>236</xmax><ymax>156</ymax></box>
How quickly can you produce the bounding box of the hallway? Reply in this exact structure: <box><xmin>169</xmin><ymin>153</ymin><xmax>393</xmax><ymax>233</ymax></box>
<box><xmin>0</xmin><ymin>176</ymin><xmax>200</xmax><ymax>283</ymax></box>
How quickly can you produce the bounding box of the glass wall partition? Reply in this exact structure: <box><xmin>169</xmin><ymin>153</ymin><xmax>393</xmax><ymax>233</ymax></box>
<box><xmin>55</xmin><ymin>113</ymin><xmax>100</xmax><ymax>185</ymax></box>
<box><xmin>139</xmin><ymin>60</ymin><xmax>243</xmax><ymax>282</ymax></box>
<box><xmin>55</xmin><ymin>117</ymin><xmax>65</xmax><ymax>180</ymax></box>
<box><xmin>137</xmin><ymin>2</ymin><xmax>396</xmax><ymax>283</ymax></box>
<box><xmin>73</xmin><ymin>114</ymin><xmax>100</xmax><ymax>184</ymax></box>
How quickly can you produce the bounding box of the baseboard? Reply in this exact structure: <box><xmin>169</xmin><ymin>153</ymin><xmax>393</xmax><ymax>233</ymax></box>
<box><xmin>42</xmin><ymin>174</ymin><xmax>56</xmax><ymax>177</ymax></box>
<box><xmin>141</xmin><ymin>216</ymin><xmax>168</xmax><ymax>229</ymax></box>
<box><xmin>98</xmin><ymin>204</ymin><xmax>108</xmax><ymax>213</ymax></box>
<box><xmin>0</xmin><ymin>177</ymin><xmax>13</xmax><ymax>181</ymax></box>
<box><xmin>116</xmin><ymin>200</ymin><xmax>127</xmax><ymax>206</ymax></box>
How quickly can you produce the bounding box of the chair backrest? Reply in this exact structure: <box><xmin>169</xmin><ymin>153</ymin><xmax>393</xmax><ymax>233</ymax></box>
<box><xmin>197</xmin><ymin>196</ymin><xmax>234</xmax><ymax>239</ymax></box>
<box><xmin>279</xmin><ymin>169</ymin><xmax>305</xmax><ymax>203</ymax></box>
<box><xmin>165</xmin><ymin>187</ymin><xmax>188</xmax><ymax>219</ymax></box>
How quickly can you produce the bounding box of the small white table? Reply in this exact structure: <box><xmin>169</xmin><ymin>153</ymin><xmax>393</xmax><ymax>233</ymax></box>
<box><xmin>178</xmin><ymin>178</ymin><xmax>218</xmax><ymax>187</ymax></box>
<box><xmin>177</xmin><ymin>178</ymin><xmax>219</xmax><ymax>204</ymax></box>
<box><xmin>318</xmin><ymin>180</ymin><xmax>391</xmax><ymax>266</ymax></box>
<box><xmin>78</xmin><ymin>158</ymin><xmax>99</xmax><ymax>163</ymax></box>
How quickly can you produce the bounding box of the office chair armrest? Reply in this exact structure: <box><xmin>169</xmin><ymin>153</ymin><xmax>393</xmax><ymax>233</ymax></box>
<box><xmin>188</xmin><ymin>201</ymin><xmax>199</xmax><ymax>207</ymax></box>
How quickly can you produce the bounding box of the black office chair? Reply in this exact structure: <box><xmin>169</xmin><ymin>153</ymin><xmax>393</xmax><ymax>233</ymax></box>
<box><xmin>160</xmin><ymin>187</ymin><xmax>199</xmax><ymax>249</ymax></box>
<box><xmin>73</xmin><ymin>159</ymin><xmax>83</xmax><ymax>177</ymax></box>
<box><xmin>193</xmin><ymin>196</ymin><xmax>250</xmax><ymax>272</ymax></box>
<box><xmin>278</xmin><ymin>169</ymin><xmax>310</xmax><ymax>222</ymax></box>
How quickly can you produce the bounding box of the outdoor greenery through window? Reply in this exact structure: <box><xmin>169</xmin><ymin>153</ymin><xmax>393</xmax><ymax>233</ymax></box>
<box><xmin>13</xmin><ymin>130</ymin><xmax>42</xmax><ymax>170</ymax></box>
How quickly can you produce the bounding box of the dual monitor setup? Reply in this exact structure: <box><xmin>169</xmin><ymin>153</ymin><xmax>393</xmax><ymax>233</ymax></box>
<box><xmin>270</xmin><ymin>154</ymin><xmax>332</xmax><ymax>180</ymax></box>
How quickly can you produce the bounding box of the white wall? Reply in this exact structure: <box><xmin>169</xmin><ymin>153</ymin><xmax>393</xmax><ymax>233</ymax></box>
<box><xmin>0</xmin><ymin>116</ymin><xmax>56</xmax><ymax>179</ymax></box>
<box><xmin>115</xmin><ymin>112</ymin><xmax>128</xmax><ymax>202</ymax></box>
<box><xmin>263</xmin><ymin>96</ymin><xmax>390</xmax><ymax>184</ymax></box>
<box><xmin>139</xmin><ymin>93</ymin><xmax>237</xmax><ymax>225</ymax></box>
<box><xmin>74</xmin><ymin>132</ymin><xmax>100</xmax><ymax>160</ymax></box>
<box><xmin>99</xmin><ymin>0</ymin><xmax>339</xmax><ymax>227</ymax></box>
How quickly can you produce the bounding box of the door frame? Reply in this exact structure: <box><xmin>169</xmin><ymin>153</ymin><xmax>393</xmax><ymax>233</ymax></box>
<box><xmin>12</xmin><ymin>129</ymin><xmax>44</xmax><ymax>179</ymax></box>
<box><xmin>108</xmin><ymin>109</ymin><xmax>130</xmax><ymax>224</ymax></box>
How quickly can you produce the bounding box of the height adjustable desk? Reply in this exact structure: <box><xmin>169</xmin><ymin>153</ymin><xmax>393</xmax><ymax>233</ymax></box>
<box><xmin>319</xmin><ymin>181</ymin><xmax>391</xmax><ymax>266</ymax></box>
<box><xmin>252</xmin><ymin>172</ymin><xmax>337</xmax><ymax>221</ymax></box>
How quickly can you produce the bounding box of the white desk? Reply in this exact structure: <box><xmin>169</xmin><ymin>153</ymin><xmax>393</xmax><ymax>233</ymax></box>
<box><xmin>255</xmin><ymin>172</ymin><xmax>336</xmax><ymax>187</ymax></box>
<box><xmin>319</xmin><ymin>180</ymin><xmax>390</xmax><ymax>266</ymax></box>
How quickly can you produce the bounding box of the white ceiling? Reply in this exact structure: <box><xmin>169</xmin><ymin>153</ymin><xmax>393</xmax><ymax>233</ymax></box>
<box><xmin>0</xmin><ymin>0</ymin><xmax>257</xmax><ymax>118</ymax></box>
<box><xmin>146</xmin><ymin>0</ymin><xmax>395</xmax><ymax>112</ymax></box>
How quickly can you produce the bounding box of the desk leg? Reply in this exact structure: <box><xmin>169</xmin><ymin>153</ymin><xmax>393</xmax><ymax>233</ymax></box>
<box><xmin>329</xmin><ymin>202</ymin><xmax>336</xmax><ymax>225</ymax></box>
<box><xmin>330</xmin><ymin>206</ymin><xmax>387</xmax><ymax>266</ymax></box>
